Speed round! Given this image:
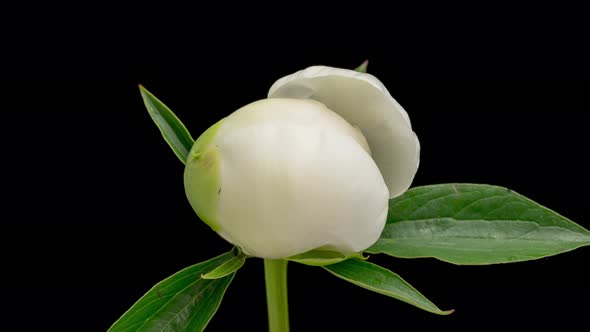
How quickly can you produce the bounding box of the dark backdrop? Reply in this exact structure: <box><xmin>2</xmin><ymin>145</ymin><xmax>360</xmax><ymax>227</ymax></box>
<box><xmin>2</xmin><ymin>24</ymin><xmax>590</xmax><ymax>331</ymax></box>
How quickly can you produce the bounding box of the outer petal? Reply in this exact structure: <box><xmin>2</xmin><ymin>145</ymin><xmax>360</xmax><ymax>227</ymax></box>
<box><xmin>185</xmin><ymin>98</ymin><xmax>389</xmax><ymax>259</ymax></box>
<box><xmin>268</xmin><ymin>66</ymin><xmax>420</xmax><ymax>198</ymax></box>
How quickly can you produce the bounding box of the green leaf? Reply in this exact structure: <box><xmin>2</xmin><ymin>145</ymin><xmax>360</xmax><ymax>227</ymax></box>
<box><xmin>202</xmin><ymin>249</ymin><xmax>246</xmax><ymax>279</ymax></box>
<box><xmin>139</xmin><ymin>85</ymin><xmax>194</xmax><ymax>164</ymax></box>
<box><xmin>367</xmin><ymin>184</ymin><xmax>590</xmax><ymax>265</ymax></box>
<box><xmin>324</xmin><ymin>259</ymin><xmax>452</xmax><ymax>315</ymax></box>
<box><xmin>353</xmin><ymin>59</ymin><xmax>369</xmax><ymax>73</ymax></box>
<box><xmin>109</xmin><ymin>251</ymin><xmax>237</xmax><ymax>332</ymax></box>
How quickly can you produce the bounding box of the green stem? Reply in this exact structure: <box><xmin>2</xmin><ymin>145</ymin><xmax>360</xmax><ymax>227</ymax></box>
<box><xmin>264</xmin><ymin>259</ymin><xmax>290</xmax><ymax>332</ymax></box>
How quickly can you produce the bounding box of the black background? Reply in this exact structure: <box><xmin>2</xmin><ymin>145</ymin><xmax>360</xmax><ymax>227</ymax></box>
<box><xmin>2</xmin><ymin>14</ymin><xmax>590</xmax><ymax>332</ymax></box>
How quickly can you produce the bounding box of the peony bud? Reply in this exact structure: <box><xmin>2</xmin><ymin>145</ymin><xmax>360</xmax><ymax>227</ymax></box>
<box><xmin>184</xmin><ymin>66</ymin><xmax>419</xmax><ymax>259</ymax></box>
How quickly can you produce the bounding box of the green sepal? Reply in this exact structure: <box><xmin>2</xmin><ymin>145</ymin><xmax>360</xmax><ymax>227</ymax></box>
<box><xmin>202</xmin><ymin>247</ymin><xmax>247</xmax><ymax>279</ymax></box>
<box><xmin>288</xmin><ymin>249</ymin><xmax>367</xmax><ymax>266</ymax></box>
<box><xmin>353</xmin><ymin>60</ymin><xmax>369</xmax><ymax>73</ymax></box>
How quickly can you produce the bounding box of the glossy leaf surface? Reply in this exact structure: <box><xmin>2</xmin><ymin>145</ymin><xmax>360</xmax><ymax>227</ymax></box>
<box><xmin>324</xmin><ymin>259</ymin><xmax>452</xmax><ymax>315</ymax></box>
<box><xmin>368</xmin><ymin>184</ymin><xmax>590</xmax><ymax>265</ymax></box>
<box><xmin>109</xmin><ymin>251</ymin><xmax>236</xmax><ymax>332</ymax></box>
<box><xmin>139</xmin><ymin>85</ymin><xmax>194</xmax><ymax>164</ymax></box>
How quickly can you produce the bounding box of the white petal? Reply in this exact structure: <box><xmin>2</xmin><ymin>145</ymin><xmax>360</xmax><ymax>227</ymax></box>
<box><xmin>268</xmin><ymin>66</ymin><xmax>420</xmax><ymax>198</ymax></box>
<box><xmin>211</xmin><ymin>98</ymin><xmax>389</xmax><ymax>259</ymax></box>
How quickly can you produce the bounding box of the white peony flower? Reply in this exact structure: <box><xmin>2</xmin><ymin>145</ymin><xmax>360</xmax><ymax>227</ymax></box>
<box><xmin>184</xmin><ymin>66</ymin><xmax>420</xmax><ymax>259</ymax></box>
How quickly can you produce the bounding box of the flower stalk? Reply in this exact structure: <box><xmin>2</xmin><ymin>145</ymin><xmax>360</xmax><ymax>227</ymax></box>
<box><xmin>264</xmin><ymin>259</ymin><xmax>290</xmax><ymax>332</ymax></box>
